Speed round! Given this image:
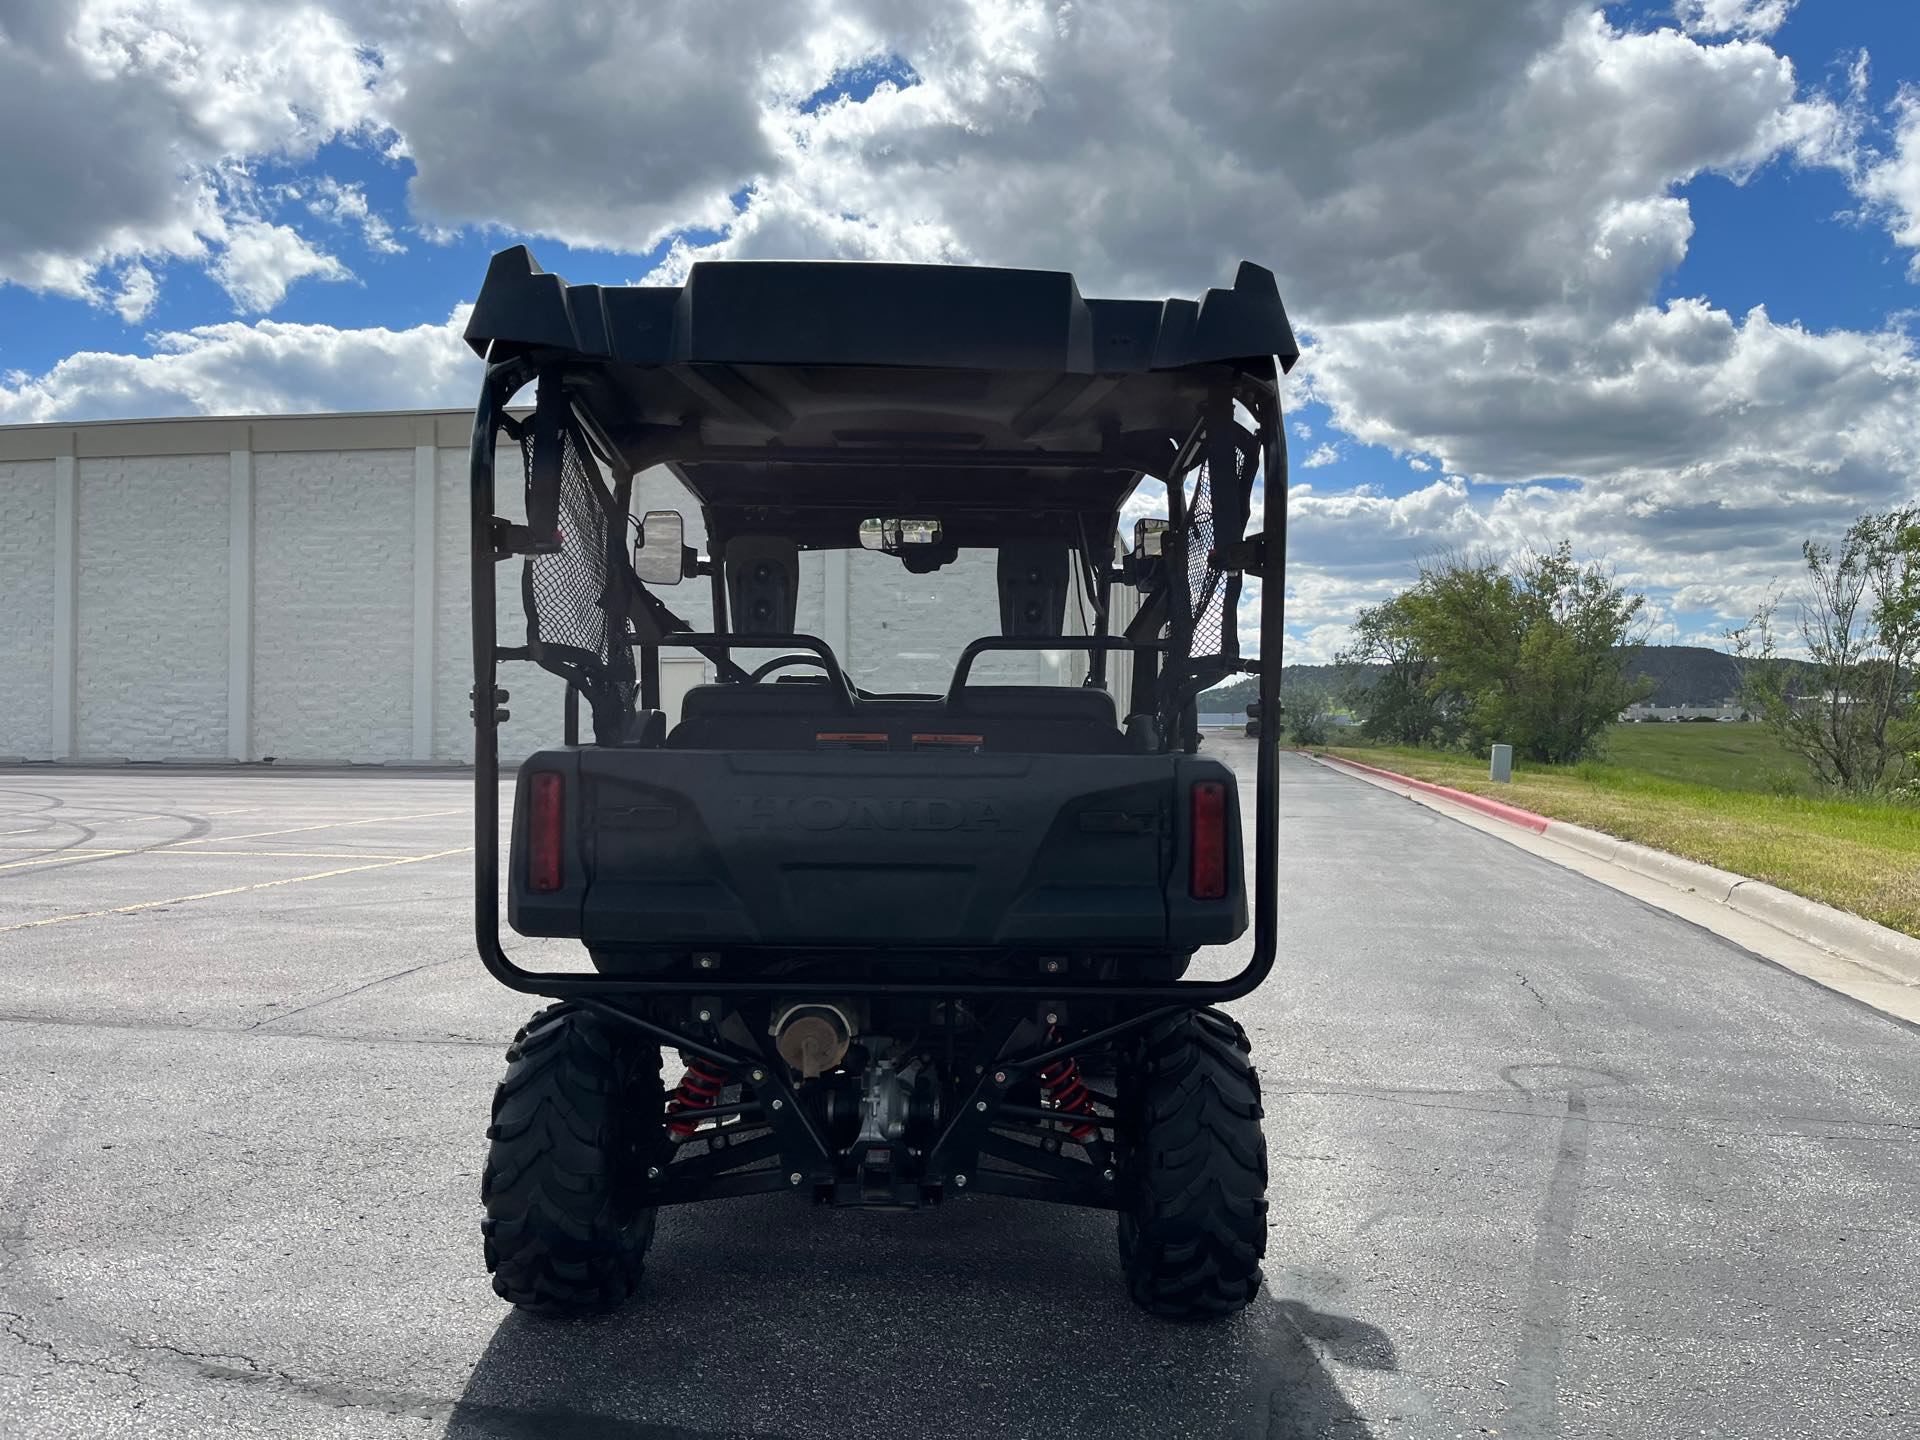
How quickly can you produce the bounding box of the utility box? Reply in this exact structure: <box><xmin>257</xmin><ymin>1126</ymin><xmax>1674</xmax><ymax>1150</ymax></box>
<box><xmin>1489</xmin><ymin>743</ymin><xmax>1513</xmax><ymax>783</ymax></box>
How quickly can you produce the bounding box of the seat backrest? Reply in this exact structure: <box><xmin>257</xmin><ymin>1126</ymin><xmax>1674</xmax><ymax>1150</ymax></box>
<box><xmin>942</xmin><ymin>685</ymin><xmax>1124</xmax><ymax>753</ymax></box>
<box><xmin>666</xmin><ymin>682</ymin><xmax>1126</xmax><ymax>753</ymax></box>
<box><xmin>668</xmin><ymin>683</ymin><xmax>848</xmax><ymax>750</ymax></box>
<box><xmin>946</xmin><ymin>686</ymin><xmax>1118</xmax><ymax>726</ymax></box>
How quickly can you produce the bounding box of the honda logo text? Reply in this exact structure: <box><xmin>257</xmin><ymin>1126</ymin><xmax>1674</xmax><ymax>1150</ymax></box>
<box><xmin>732</xmin><ymin>796</ymin><xmax>1015</xmax><ymax>832</ymax></box>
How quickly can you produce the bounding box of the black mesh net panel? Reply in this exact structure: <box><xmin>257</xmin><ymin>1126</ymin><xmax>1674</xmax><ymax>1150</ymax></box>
<box><xmin>1185</xmin><ymin>457</ymin><xmax>1227</xmax><ymax>660</ymax></box>
<box><xmin>519</xmin><ymin>411</ymin><xmax>636</xmax><ymax>737</ymax></box>
<box><xmin>1179</xmin><ymin>437</ymin><xmax>1255</xmax><ymax>672</ymax></box>
<box><xmin>1157</xmin><ymin>418</ymin><xmax>1253</xmax><ymax>734</ymax></box>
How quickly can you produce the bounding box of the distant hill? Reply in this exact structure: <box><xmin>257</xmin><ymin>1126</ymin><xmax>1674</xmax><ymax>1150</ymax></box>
<box><xmin>1200</xmin><ymin>666</ymin><xmax>1337</xmax><ymax>713</ymax></box>
<box><xmin>1201</xmin><ymin>645</ymin><xmax>1804</xmax><ymax>712</ymax></box>
<box><xmin>1625</xmin><ymin>646</ymin><xmax>1746</xmax><ymax>706</ymax></box>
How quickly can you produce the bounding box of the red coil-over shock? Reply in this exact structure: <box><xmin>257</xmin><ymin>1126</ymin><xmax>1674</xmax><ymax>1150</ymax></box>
<box><xmin>668</xmin><ymin>1055</ymin><xmax>731</xmax><ymax>1139</ymax></box>
<box><xmin>1038</xmin><ymin>1029</ymin><xmax>1098</xmax><ymax>1142</ymax></box>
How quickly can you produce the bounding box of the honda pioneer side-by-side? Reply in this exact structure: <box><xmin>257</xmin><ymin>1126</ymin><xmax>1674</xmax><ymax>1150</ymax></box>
<box><xmin>463</xmin><ymin>248</ymin><xmax>1297</xmax><ymax>1319</ymax></box>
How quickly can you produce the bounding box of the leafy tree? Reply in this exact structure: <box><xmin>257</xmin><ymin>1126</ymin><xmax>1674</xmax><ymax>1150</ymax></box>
<box><xmin>1399</xmin><ymin>543</ymin><xmax>1650</xmax><ymax>764</ymax></box>
<box><xmin>1731</xmin><ymin>508</ymin><xmax>1920</xmax><ymax>794</ymax></box>
<box><xmin>1337</xmin><ymin>594</ymin><xmax>1455</xmax><ymax>746</ymax></box>
<box><xmin>1280</xmin><ymin>682</ymin><xmax>1332</xmax><ymax>746</ymax></box>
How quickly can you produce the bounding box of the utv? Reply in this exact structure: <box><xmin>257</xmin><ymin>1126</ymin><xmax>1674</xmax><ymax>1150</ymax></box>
<box><xmin>463</xmin><ymin>247</ymin><xmax>1297</xmax><ymax>1320</ymax></box>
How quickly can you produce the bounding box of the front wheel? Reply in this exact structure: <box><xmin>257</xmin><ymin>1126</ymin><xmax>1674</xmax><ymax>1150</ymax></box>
<box><xmin>481</xmin><ymin>1003</ymin><xmax>664</xmax><ymax>1313</ymax></box>
<box><xmin>1116</xmin><ymin>1009</ymin><xmax>1268</xmax><ymax>1319</ymax></box>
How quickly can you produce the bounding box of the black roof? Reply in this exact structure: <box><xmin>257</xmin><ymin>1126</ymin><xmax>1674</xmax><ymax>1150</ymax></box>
<box><xmin>465</xmin><ymin>248</ymin><xmax>1297</xmax><ymax>550</ymax></box>
<box><xmin>464</xmin><ymin>246</ymin><xmax>1298</xmax><ymax>376</ymax></box>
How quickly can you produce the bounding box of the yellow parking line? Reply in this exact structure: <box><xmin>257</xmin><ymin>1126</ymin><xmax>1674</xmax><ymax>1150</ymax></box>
<box><xmin>167</xmin><ymin>849</ymin><xmax>456</xmax><ymax>860</ymax></box>
<box><xmin>0</xmin><ymin>809</ymin><xmax>466</xmax><ymax>874</ymax></box>
<box><xmin>0</xmin><ymin>847</ymin><xmax>474</xmax><ymax>934</ymax></box>
<box><xmin>0</xmin><ymin>848</ymin><xmax>140</xmax><ymax>872</ymax></box>
<box><xmin>179</xmin><ymin>810</ymin><xmax>467</xmax><ymax>844</ymax></box>
<box><xmin>0</xmin><ymin>845</ymin><xmax>447</xmax><ymax>861</ymax></box>
<box><xmin>2</xmin><ymin>812</ymin><xmax>170</xmax><ymax>828</ymax></box>
<box><xmin>0</xmin><ymin>806</ymin><xmax>261</xmax><ymax>840</ymax></box>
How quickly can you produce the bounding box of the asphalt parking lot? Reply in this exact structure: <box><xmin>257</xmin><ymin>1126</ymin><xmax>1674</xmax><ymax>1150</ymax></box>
<box><xmin>0</xmin><ymin>743</ymin><xmax>1915</xmax><ymax>1438</ymax></box>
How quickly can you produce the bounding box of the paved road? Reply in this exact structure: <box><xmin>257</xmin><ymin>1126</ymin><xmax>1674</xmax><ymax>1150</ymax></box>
<box><xmin>0</xmin><ymin>748</ymin><xmax>1913</xmax><ymax>1438</ymax></box>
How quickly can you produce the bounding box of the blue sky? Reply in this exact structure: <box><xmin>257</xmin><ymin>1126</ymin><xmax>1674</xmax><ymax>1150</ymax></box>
<box><xmin>0</xmin><ymin>1</ymin><xmax>1915</xmax><ymax>663</ymax></box>
<box><xmin>0</xmin><ymin>50</ymin><xmax>929</xmax><ymax>378</ymax></box>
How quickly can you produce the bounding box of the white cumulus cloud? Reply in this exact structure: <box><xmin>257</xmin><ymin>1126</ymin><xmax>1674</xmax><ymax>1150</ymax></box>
<box><xmin>4</xmin><ymin>0</ymin><xmax>1916</xmax><ymax>659</ymax></box>
<box><xmin>1675</xmin><ymin>0</ymin><xmax>1797</xmax><ymax>39</ymax></box>
<box><xmin>302</xmin><ymin>177</ymin><xmax>405</xmax><ymax>255</ymax></box>
<box><xmin>0</xmin><ymin>306</ymin><xmax>478</xmax><ymax>423</ymax></box>
<box><xmin>112</xmin><ymin>262</ymin><xmax>160</xmax><ymax>323</ymax></box>
<box><xmin>0</xmin><ymin>2</ymin><xmax>382</xmax><ymax>313</ymax></box>
<box><xmin>1857</xmin><ymin>86</ymin><xmax>1920</xmax><ymax>278</ymax></box>
<box><xmin>209</xmin><ymin>220</ymin><xmax>352</xmax><ymax>313</ymax></box>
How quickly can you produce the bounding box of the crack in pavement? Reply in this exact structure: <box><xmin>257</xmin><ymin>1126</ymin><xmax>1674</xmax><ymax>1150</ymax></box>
<box><xmin>8</xmin><ymin>1313</ymin><xmax>786</xmax><ymax>1438</ymax></box>
<box><xmin>246</xmin><ymin>955</ymin><xmax>468</xmax><ymax>1030</ymax></box>
<box><xmin>0</xmin><ymin>1309</ymin><xmax>146</xmax><ymax>1390</ymax></box>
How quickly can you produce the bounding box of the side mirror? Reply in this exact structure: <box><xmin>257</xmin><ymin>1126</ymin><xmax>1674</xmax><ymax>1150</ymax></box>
<box><xmin>1132</xmin><ymin>518</ymin><xmax>1169</xmax><ymax>558</ymax></box>
<box><xmin>634</xmin><ymin>510</ymin><xmax>686</xmax><ymax>585</ymax></box>
<box><xmin>1124</xmin><ymin>517</ymin><xmax>1170</xmax><ymax>591</ymax></box>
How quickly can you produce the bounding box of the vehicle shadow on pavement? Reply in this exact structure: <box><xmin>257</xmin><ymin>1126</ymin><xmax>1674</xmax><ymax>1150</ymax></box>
<box><xmin>444</xmin><ymin>1195</ymin><xmax>1390</xmax><ymax>1440</ymax></box>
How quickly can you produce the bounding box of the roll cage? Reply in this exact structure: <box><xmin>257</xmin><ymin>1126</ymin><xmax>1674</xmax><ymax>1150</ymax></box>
<box><xmin>465</xmin><ymin>247</ymin><xmax>1297</xmax><ymax>1036</ymax></box>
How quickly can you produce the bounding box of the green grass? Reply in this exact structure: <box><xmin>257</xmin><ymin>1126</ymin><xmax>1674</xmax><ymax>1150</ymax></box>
<box><xmin>1595</xmin><ymin>723</ymin><xmax>1812</xmax><ymax>795</ymax></box>
<box><xmin>1320</xmin><ymin>726</ymin><xmax>1920</xmax><ymax>938</ymax></box>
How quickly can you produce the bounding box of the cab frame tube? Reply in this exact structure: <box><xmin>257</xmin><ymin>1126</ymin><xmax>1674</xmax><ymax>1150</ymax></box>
<box><xmin>470</xmin><ymin>360</ymin><xmax>1284</xmax><ymax>1011</ymax></box>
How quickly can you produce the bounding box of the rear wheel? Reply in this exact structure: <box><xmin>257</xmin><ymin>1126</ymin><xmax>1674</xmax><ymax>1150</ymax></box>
<box><xmin>1116</xmin><ymin>1009</ymin><xmax>1268</xmax><ymax>1319</ymax></box>
<box><xmin>481</xmin><ymin>1003</ymin><xmax>663</xmax><ymax>1313</ymax></box>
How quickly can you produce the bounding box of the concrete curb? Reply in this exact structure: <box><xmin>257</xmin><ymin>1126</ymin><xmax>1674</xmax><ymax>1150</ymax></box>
<box><xmin>1722</xmin><ymin>884</ymin><xmax>1920</xmax><ymax>986</ymax></box>
<box><xmin>1312</xmin><ymin>751</ymin><xmax>1920</xmax><ymax>989</ymax></box>
<box><xmin>1315</xmin><ymin>753</ymin><xmax>1550</xmax><ymax>833</ymax></box>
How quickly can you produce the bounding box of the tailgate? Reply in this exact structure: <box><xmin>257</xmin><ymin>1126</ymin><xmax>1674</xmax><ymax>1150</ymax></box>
<box><xmin>509</xmin><ymin>748</ymin><xmax>1245</xmax><ymax>950</ymax></box>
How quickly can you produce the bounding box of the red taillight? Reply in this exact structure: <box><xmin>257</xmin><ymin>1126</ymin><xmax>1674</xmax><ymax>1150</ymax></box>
<box><xmin>1190</xmin><ymin>780</ymin><xmax>1227</xmax><ymax>900</ymax></box>
<box><xmin>529</xmin><ymin>771</ymin><xmax>564</xmax><ymax>894</ymax></box>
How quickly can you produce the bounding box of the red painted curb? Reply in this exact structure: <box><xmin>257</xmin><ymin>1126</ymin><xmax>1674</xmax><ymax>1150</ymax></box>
<box><xmin>1314</xmin><ymin>752</ymin><xmax>1552</xmax><ymax>835</ymax></box>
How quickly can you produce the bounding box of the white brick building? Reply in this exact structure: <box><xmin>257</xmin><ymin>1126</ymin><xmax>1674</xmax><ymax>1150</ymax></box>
<box><xmin>0</xmin><ymin>409</ymin><xmax>1129</xmax><ymax>764</ymax></box>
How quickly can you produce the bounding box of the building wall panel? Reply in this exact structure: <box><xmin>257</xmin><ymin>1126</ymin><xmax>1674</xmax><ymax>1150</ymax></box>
<box><xmin>0</xmin><ymin>461</ymin><xmax>56</xmax><ymax>758</ymax></box>
<box><xmin>252</xmin><ymin>449</ymin><xmax>413</xmax><ymax>761</ymax></box>
<box><xmin>75</xmin><ymin>454</ymin><xmax>228</xmax><ymax>759</ymax></box>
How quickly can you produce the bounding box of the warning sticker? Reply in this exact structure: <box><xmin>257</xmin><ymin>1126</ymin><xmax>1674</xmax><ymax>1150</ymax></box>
<box><xmin>815</xmin><ymin>732</ymin><xmax>890</xmax><ymax>751</ymax></box>
<box><xmin>911</xmin><ymin>733</ymin><xmax>986</xmax><ymax>751</ymax></box>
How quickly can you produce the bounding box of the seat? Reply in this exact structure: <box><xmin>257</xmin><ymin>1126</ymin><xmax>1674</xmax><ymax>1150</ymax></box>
<box><xmin>668</xmin><ymin>683</ymin><xmax>851</xmax><ymax>749</ymax></box>
<box><xmin>946</xmin><ymin>686</ymin><xmax>1119</xmax><ymax>727</ymax></box>
<box><xmin>678</xmin><ymin>683</ymin><xmax>848</xmax><ymax>722</ymax></box>
<box><xmin>942</xmin><ymin>685</ymin><xmax>1126</xmax><ymax>753</ymax></box>
<box><xmin>667</xmin><ymin>682</ymin><xmax>1127</xmax><ymax>753</ymax></box>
